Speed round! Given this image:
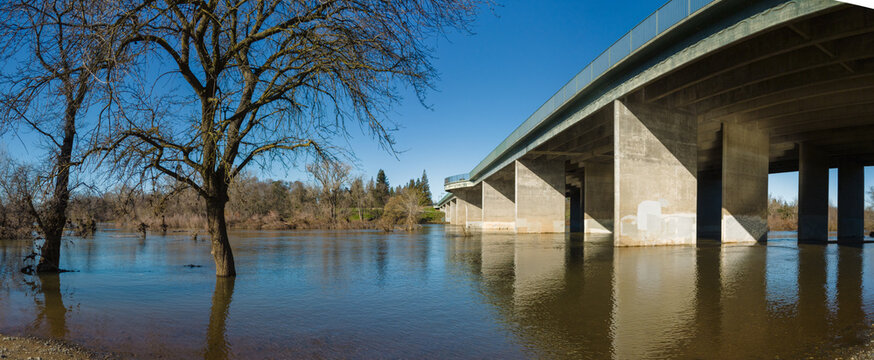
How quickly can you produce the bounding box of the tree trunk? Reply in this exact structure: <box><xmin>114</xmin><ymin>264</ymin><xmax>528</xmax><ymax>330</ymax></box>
<box><xmin>206</xmin><ymin>195</ymin><xmax>236</xmax><ymax>277</ymax></box>
<box><xmin>35</xmin><ymin>93</ymin><xmax>79</xmax><ymax>273</ymax></box>
<box><xmin>36</xmin><ymin>226</ymin><xmax>63</xmax><ymax>273</ymax></box>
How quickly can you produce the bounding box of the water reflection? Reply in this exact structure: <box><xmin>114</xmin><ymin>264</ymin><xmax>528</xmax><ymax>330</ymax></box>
<box><xmin>0</xmin><ymin>228</ymin><xmax>870</xmax><ymax>359</ymax></box>
<box><xmin>31</xmin><ymin>274</ymin><xmax>67</xmax><ymax>338</ymax></box>
<box><xmin>205</xmin><ymin>277</ymin><xmax>235</xmax><ymax>360</ymax></box>
<box><xmin>837</xmin><ymin>244</ymin><xmax>866</xmax><ymax>345</ymax></box>
<box><xmin>612</xmin><ymin>246</ymin><xmax>697</xmax><ymax>359</ymax></box>
<box><xmin>447</xmin><ymin>234</ymin><xmax>872</xmax><ymax>359</ymax></box>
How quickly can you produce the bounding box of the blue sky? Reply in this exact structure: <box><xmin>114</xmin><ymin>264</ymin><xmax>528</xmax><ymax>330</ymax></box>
<box><xmin>2</xmin><ymin>0</ymin><xmax>872</xmax><ymax>204</ymax></box>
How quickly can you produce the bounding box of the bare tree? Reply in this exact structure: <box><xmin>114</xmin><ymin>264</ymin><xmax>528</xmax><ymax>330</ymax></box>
<box><xmin>106</xmin><ymin>0</ymin><xmax>484</xmax><ymax>276</ymax></box>
<box><xmin>384</xmin><ymin>186</ymin><xmax>424</xmax><ymax>231</ymax></box>
<box><xmin>349</xmin><ymin>176</ymin><xmax>366</xmax><ymax>221</ymax></box>
<box><xmin>307</xmin><ymin>160</ymin><xmax>351</xmax><ymax>222</ymax></box>
<box><xmin>0</xmin><ymin>153</ymin><xmax>38</xmax><ymax>239</ymax></box>
<box><xmin>0</xmin><ymin>0</ymin><xmax>134</xmax><ymax>272</ymax></box>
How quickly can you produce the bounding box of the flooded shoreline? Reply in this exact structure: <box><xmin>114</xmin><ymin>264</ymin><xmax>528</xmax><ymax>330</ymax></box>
<box><xmin>1</xmin><ymin>226</ymin><xmax>872</xmax><ymax>359</ymax></box>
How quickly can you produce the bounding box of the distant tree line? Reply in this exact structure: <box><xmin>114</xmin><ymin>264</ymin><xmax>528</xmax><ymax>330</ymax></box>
<box><xmin>768</xmin><ymin>191</ymin><xmax>874</xmax><ymax>232</ymax></box>
<box><xmin>0</xmin><ymin>157</ymin><xmax>440</xmax><ymax>234</ymax></box>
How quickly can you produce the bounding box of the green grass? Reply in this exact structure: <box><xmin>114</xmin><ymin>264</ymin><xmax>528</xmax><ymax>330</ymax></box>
<box><xmin>420</xmin><ymin>207</ymin><xmax>445</xmax><ymax>224</ymax></box>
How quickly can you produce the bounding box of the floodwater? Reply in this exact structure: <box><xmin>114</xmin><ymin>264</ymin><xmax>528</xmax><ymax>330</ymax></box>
<box><xmin>0</xmin><ymin>226</ymin><xmax>872</xmax><ymax>359</ymax></box>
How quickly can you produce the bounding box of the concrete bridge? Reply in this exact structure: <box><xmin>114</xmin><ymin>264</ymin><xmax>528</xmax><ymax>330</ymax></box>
<box><xmin>436</xmin><ymin>0</ymin><xmax>874</xmax><ymax>245</ymax></box>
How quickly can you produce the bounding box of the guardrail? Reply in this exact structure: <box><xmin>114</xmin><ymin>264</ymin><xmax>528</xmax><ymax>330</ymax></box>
<box><xmin>444</xmin><ymin>173</ymin><xmax>470</xmax><ymax>185</ymax></box>
<box><xmin>466</xmin><ymin>0</ymin><xmax>717</xmax><ymax>181</ymax></box>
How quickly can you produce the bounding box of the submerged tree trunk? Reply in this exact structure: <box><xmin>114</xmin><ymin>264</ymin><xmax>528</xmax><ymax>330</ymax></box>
<box><xmin>36</xmin><ymin>225</ymin><xmax>64</xmax><ymax>273</ymax></box>
<box><xmin>206</xmin><ymin>194</ymin><xmax>236</xmax><ymax>277</ymax></box>
<box><xmin>35</xmin><ymin>98</ymin><xmax>78</xmax><ymax>273</ymax></box>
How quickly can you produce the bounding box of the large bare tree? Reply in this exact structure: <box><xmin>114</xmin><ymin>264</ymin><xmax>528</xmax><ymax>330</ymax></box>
<box><xmin>109</xmin><ymin>0</ymin><xmax>484</xmax><ymax>276</ymax></box>
<box><xmin>0</xmin><ymin>0</ymin><xmax>133</xmax><ymax>272</ymax></box>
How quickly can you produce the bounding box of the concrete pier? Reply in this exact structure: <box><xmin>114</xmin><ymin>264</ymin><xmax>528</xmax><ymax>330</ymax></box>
<box><xmin>721</xmin><ymin>122</ymin><xmax>769</xmax><ymax>243</ymax></box>
<box><xmin>585</xmin><ymin>161</ymin><xmax>614</xmax><ymax>239</ymax></box>
<box><xmin>482</xmin><ymin>177</ymin><xmax>516</xmax><ymax>231</ymax></box>
<box><xmin>798</xmin><ymin>143</ymin><xmax>829</xmax><ymax>243</ymax></box>
<box><xmin>614</xmin><ymin>101</ymin><xmax>697</xmax><ymax>246</ymax></box>
<box><xmin>697</xmin><ymin>170</ymin><xmax>721</xmax><ymax>240</ymax></box>
<box><xmin>455</xmin><ymin>196</ymin><xmax>469</xmax><ymax>226</ymax></box>
<box><xmin>515</xmin><ymin>159</ymin><xmax>565</xmax><ymax>233</ymax></box>
<box><xmin>838</xmin><ymin>159</ymin><xmax>864</xmax><ymax>243</ymax></box>
<box><xmin>569</xmin><ymin>185</ymin><xmax>583</xmax><ymax>233</ymax></box>
<box><xmin>447</xmin><ymin>200</ymin><xmax>455</xmax><ymax>225</ymax></box>
<box><xmin>462</xmin><ymin>185</ymin><xmax>483</xmax><ymax>228</ymax></box>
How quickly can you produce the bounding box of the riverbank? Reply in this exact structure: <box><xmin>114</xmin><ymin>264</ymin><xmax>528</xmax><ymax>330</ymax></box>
<box><xmin>3</xmin><ymin>331</ymin><xmax>874</xmax><ymax>359</ymax></box>
<box><xmin>0</xmin><ymin>334</ymin><xmax>107</xmax><ymax>360</ymax></box>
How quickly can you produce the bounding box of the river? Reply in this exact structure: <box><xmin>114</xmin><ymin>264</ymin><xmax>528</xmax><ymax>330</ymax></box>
<box><xmin>0</xmin><ymin>226</ymin><xmax>872</xmax><ymax>359</ymax></box>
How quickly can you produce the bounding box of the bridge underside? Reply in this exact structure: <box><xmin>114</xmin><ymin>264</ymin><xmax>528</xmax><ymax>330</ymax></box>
<box><xmin>439</xmin><ymin>5</ymin><xmax>874</xmax><ymax>245</ymax></box>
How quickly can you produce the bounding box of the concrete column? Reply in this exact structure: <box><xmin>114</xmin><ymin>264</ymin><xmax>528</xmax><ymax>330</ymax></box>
<box><xmin>455</xmin><ymin>195</ymin><xmax>468</xmax><ymax>226</ymax></box>
<box><xmin>585</xmin><ymin>161</ymin><xmax>614</xmax><ymax>239</ymax></box>
<box><xmin>614</xmin><ymin>100</ymin><xmax>697</xmax><ymax>246</ymax></box>
<box><xmin>458</xmin><ymin>185</ymin><xmax>482</xmax><ymax>228</ymax></box>
<box><xmin>798</xmin><ymin>143</ymin><xmax>829</xmax><ymax>243</ymax></box>
<box><xmin>838</xmin><ymin>159</ymin><xmax>864</xmax><ymax>243</ymax></box>
<box><xmin>515</xmin><ymin>159</ymin><xmax>565</xmax><ymax>233</ymax></box>
<box><xmin>569</xmin><ymin>186</ymin><xmax>583</xmax><ymax>232</ymax></box>
<box><xmin>482</xmin><ymin>178</ymin><xmax>515</xmax><ymax>231</ymax></box>
<box><xmin>448</xmin><ymin>200</ymin><xmax>455</xmax><ymax>225</ymax></box>
<box><xmin>697</xmin><ymin>170</ymin><xmax>721</xmax><ymax>240</ymax></box>
<box><xmin>721</xmin><ymin>122</ymin><xmax>769</xmax><ymax>243</ymax></box>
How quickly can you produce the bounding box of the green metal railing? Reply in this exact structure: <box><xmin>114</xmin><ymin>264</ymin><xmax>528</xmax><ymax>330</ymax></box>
<box><xmin>444</xmin><ymin>173</ymin><xmax>469</xmax><ymax>185</ymax></box>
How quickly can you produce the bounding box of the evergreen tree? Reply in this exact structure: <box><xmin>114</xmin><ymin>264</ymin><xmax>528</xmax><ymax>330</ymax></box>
<box><xmin>420</xmin><ymin>170</ymin><xmax>432</xmax><ymax>205</ymax></box>
<box><xmin>374</xmin><ymin>169</ymin><xmax>390</xmax><ymax>207</ymax></box>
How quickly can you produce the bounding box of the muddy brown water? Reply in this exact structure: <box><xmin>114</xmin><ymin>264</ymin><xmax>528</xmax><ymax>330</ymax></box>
<box><xmin>0</xmin><ymin>226</ymin><xmax>872</xmax><ymax>359</ymax></box>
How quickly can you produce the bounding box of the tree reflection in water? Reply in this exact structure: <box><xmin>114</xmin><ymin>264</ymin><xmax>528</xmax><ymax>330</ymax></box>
<box><xmin>31</xmin><ymin>274</ymin><xmax>67</xmax><ymax>338</ymax></box>
<box><xmin>205</xmin><ymin>277</ymin><xmax>236</xmax><ymax>360</ymax></box>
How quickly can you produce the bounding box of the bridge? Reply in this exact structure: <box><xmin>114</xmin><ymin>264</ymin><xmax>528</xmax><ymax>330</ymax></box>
<box><xmin>436</xmin><ymin>0</ymin><xmax>874</xmax><ymax>245</ymax></box>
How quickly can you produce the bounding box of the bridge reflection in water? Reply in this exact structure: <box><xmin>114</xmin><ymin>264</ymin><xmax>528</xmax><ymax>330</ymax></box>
<box><xmin>446</xmin><ymin>230</ymin><xmax>872</xmax><ymax>359</ymax></box>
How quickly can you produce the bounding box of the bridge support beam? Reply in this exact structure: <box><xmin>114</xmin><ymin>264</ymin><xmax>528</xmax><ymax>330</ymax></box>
<box><xmin>614</xmin><ymin>100</ymin><xmax>697</xmax><ymax>246</ymax></box>
<box><xmin>721</xmin><ymin>122</ymin><xmax>769</xmax><ymax>243</ymax></box>
<box><xmin>585</xmin><ymin>161</ymin><xmax>614</xmax><ymax>239</ymax></box>
<box><xmin>455</xmin><ymin>195</ymin><xmax>469</xmax><ymax>226</ymax></box>
<box><xmin>569</xmin><ymin>185</ymin><xmax>583</xmax><ymax>233</ymax></box>
<box><xmin>482</xmin><ymin>178</ymin><xmax>515</xmax><ymax>231</ymax></box>
<box><xmin>515</xmin><ymin>159</ymin><xmax>565</xmax><ymax>233</ymax></box>
<box><xmin>448</xmin><ymin>199</ymin><xmax>456</xmax><ymax>225</ymax></box>
<box><xmin>697</xmin><ymin>170</ymin><xmax>722</xmax><ymax>240</ymax></box>
<box><xmin>798</xmin><ymin>143</ymin><xmax>829</xmax><ymax>243</ymax></box>
<box><xmin>458</xmin><ymin>185</ymin><xmax>483</xmax><ymax>228</ymax></box>
<box><xmin>838</xmin><ymin>159</ymin><xmax>864</xmax><ymax>244</ymax></box>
